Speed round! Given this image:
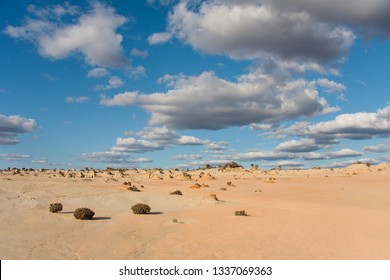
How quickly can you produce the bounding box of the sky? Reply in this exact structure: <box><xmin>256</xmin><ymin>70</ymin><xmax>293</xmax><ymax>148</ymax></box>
<box><xmin>1</xmin><ymin>0</ymin><xmax>390</xmax><ymax>170</ymax></box>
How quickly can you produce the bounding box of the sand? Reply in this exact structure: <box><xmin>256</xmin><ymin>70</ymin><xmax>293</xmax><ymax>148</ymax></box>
<box><xmin>1</xmin><ymin>163</ymin><xmax>390</xmax><ymax>260</ymax></box>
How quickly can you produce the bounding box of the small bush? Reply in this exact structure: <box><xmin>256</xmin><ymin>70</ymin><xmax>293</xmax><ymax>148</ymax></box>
<box><xmin>220</xmin><ymin>187</ymin><xmax>227</xmax><ymax>191</ymax></box>
<box><xmin>235</xmin><ymin>210</ymin><xmax>248</xmax><ymax>216</ymax></box>
<box><xmin>127</xmin><ymin>186</ymin><xmax>141</xmax><ymax>192</ymax></box>
<box><xmin>131</xmin><ymin>203</ymin><xmax>151</xmax><ymax>214</ymax></box>
<box><xmin>74</xmin><ymin>208</ymin><xmax>95</xmax><ymax>220</ymax></box>
<box><xmin>170</xmin><ymin>190</ymin><xmax>183</xmax><ymax>195</ymax></box>
<box><xmin>49</xmin><ymin>203</ymin><xmax>63</xmax><ymax>213</ymax></box>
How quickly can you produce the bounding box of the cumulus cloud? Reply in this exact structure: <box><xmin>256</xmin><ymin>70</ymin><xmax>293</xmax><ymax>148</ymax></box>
<box><xmin>80</xmin><ymin>151</ymin><xmax>152</xmax><ymax>165</ymax></box>
<box><xmin>130</xmin><ymin>48</ymin><xmax>149</xmax><ymax>58</ymax></box>
<box><xmin>65</xmin><ymin>96</ymin><xmax>89</xmax><ymax>104</ymax></box>
<box><xmin>174</xmin><ymin>154</ymin><xmax>202</xmax><ymax>160</ymax></box>
<box><xmin>233</xmin><ymin>151</ymin><xmax>296</xmax><ymax>162</ymax></box>
<box><xmin>95</xmin><ymin>76</ymin><xmax>124</xmax><ymax>90</ymax></box>
<box><xmin>300</xmin><ymin>106</ymin><xmax>390</xmax><ymax>141</ymax></box>
<box><xmin>275</xmin><ymin>138</ymin><xmax>322</xmax><ymax>153</ymax></box>
<box><xmin>4</xmin><ymin>2</ymin><xmax>129</xmax><ymax>68</ymax></box>
<box><xmin>0</xmin><ymin>154</ymin><xmax>32</xmax><ymax>161</ymax></box>
<box><xmin>82</xmin><ymin>126</ymin><xmax>215</xmax><ymax>165</ymax></box>
<box><xmin>148</xmin><ymin>32</ymin><xmax>172</xmax><ymax>44</ymax></box>
<box><xmin>167</xmin><ymin>1</ymin><xmax>354</xmax><ymax>63</ymax></box>
<box><xmin>326</xmin><ymin>148</ymin><xmax>363</xmax><ymax>158</ymax></box>
<box><xmin>267</xmin><ymin>160</ymin><xmax>305</xmax><ymax>168</ymax></box>
<box><xmin>268</xmin><ymin>106</ymin><xmax>390</xmax><ymax>144</ymax></box>
<box><xmin>316</xmin><ymin>78</ymin><xmax>346</xmax><ymax>93</ymax></box>
<box><xmin>101</xmin><ymin>71</ymin><xmax>336</xmax><ymax>130</ymax></box>
<box><xmin>111</xmin><ymin>126</ymin><xmax>210</xmax><ymax>153</ymax></box>
<box><xmin>363</xmin><ymin>142</ymin><xmax>390</xmax><ymax>153</ymax></box>
<box><xmin>128</xmin><ymin>66</ymin><xmax>146</xmax><ymax>79</ymax></box>
<box><xmin>147</xmin><ymin>0</ymin><xmax>177</xmax><ymax>7</ymax></box>
<box><xmin>270</xmin><ymin>0</ymin><xmax>390</xmax><ymax>37</ymax></box>
<box><xmin>87</xmin><ymin>67</ymin><xmax>110</xmax><ymax>78</ymax></box>
<box><xmin>0</xmin><ymin>114</ymin><xmax>36</xmax><ymax>145</ymax></box>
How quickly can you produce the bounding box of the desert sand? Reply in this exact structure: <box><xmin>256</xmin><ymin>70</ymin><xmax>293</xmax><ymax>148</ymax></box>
<box><xmin>1</xmin><ymin>162</ymin><xmax>390</xmax><ymax>260</ymax></box>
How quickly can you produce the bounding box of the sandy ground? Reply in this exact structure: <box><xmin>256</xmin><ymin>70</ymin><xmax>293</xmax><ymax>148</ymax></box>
<box><xmin>1</xmin><ymin>163</ymin><xmax>390</xmax><ymax>260</ymax></box>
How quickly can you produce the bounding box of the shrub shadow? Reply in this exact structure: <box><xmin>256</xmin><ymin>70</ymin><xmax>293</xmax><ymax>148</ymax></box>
<box><xmin>148</xmin><ymin>211</ymin><xmax>164</xmax><ymax>215</ymax></box>
<box><xmin>93</xmin><ymin>217</ymin><xmax>111</xmax><ymax>220</ymax></box>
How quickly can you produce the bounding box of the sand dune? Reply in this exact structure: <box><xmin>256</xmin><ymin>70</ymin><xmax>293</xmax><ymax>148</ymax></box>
<box><xmin>1</xmin><ymin>163</ymin><xmax>390</xmax><ymax>260</ymax></box>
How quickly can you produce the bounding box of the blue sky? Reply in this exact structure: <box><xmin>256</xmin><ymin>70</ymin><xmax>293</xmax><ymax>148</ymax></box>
<box><xmin>1</xmin><ymin>0</ymin><xmax>390</xmax><ymax>170</ymax></box>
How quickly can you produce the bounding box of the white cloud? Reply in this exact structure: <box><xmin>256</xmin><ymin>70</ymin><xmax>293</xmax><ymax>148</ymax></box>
<box><xmin>174</xmin><ymin>154</ymin><xmax>202</xmax><ymax>160</ymax></box>
<box><xmin>128</xmin><ymin>66</ymin><xmax>146</xmax><ymax>79</ymax></box>
<box><xmin>31</xmin><ymin>158</ymin><xmax>49</xmax><ymax>164</ymax></box>
<box><xmin>147</xmin><ymin>0</ymin><xmax>177</xmax><ymax>7</ymax></box>
<box><xmin>148</xmin><ymin>32</ymin><xmax>172</xmax><ymax>44</ymax></box>
<box><xmin>267</xmin><ymin>160</ymin><xmax>305</xmax><ymax>168</ymax></box>
<box><xmin>80</xmin><ymin>151</ymin><xmax>153</xmax><ymax>165</ymax></box>
<box><xmin>275</xmin><ymin>138</ymin><xmax>321</xmax><ymax>152</ymax></box>
<box><xmin>316</xmin><ymin>78</ymin><xmax>346</xmax><ymax>93</ymax></box>
<box><xmin>271</xmin><ymin>106</ymin><xmax>390</xmax><ymax>144</ymax></box>
<box><xmin>87</xmin><ymin>67</ymin><xmax>110</xmax><ymax>78</ymax></box>
<box><xmin>101</xmin><ymin>71</ymin><xmax>336</xmax><ymax>130</ymax></box>
<box><xmin>167</xmin><ymin>1</ymin><xmax>354</xmax><ymax>62</ymax></box>
<box><xmin>326</xmin><ymin>148</ymin><xmax>363</xmax><ymax>158</ymax></box>
<box><xmin>130</xmin><ymin>48</ymin><xmax>149</xmax><ymax>58</ymax></box>
<box><xmin>112</xmin><ymin>137</ymin><xmax>165</xmax><ymax>153</ymax></box>
<box><xmin>65</xmin><ymin>96</ymin><xmax>89</xmax><ymax>104</ymax></box>
<box><xmin>363</xmin><ymin>142</ymin><xmax>390</xmax><ymax>153</ymax></box>
<box><xmin>233</xmin><ymin>151</ymin><xmax>296</xmax><ymax>162</ymax></box>
<box><xmin>82</xmin><ymin>126</ymin><xmax>212</xmax><ymax>165</ymax></box>
<box><xmin>270</xmin><ymin>0</ymin><xmax>390</xmax><ymax>37</ymax></box>
<box><xmin>177</xmin><ymin>136</ymin><xmax>209</xmax><ymax>145</ymax></box>
<box><xmin>95</xmin><ymin>76</ymin><xmax>124</xmax><ymax>90</ymax></box>
<box><xmin>301</xmin><ymin>106</ymin><xmax>390</xmax><ymax>141</ymax></box>
<box><xmin>0</xmin><ymin>154</ymin><xmax>32</xmax><ymax>161</ymax></box>
<box><xmin>4</xmin><ymin>2</ymin><xmax>129</xmax><ymax>68</ymax></box>
<box><xmin>0</xmin><ymin>114</ymin><xmax>36</xmax><ymax>145</ymax></box>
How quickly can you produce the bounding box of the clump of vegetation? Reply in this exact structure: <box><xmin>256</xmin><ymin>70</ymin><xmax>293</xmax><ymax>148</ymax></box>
<box><xmin>220</xmin><ymin>187</ymin><xmax>227</xmax><ymax>191</ymax></box>
<box><xmin>123</xmin><ymin>181</ymin><xmax>132</xmax><ymax>186</ymax></box>
<box><xmin>222</xmin><ymin>162</ymin><xmax>243</xmax><ymax>169</ymax></box>
<box><xmin>235</xmin><ymin>210</ymin><xmax>248</xmax><ymax>216</ymax></box>
<box><xmin>127</xmin><ymin>186</ymin><xmax>141</xmax><ymax>192</ymax></box>
<box><xmin>49</xmin><ymin>203</ymin><xmax>63</xmax><ymax>213</ymax></box>
<box><xmin>170</xmin><ymin>190</ymin><xmax>183</xmax><ymax>195</ymax></box>
<box><xmin>255</xmin><ymin>189</ymin><xmax>262</xmax><ymax>193</ymax></box>
<box><xmin>74</xmin><ymin>208</ymin><xmax>95</xmax><ymax>220</ymax></box>
<box><xmin>131</xmin><ymin>203</ymin><xmax>151</xmax><ymax>214</ymax></box>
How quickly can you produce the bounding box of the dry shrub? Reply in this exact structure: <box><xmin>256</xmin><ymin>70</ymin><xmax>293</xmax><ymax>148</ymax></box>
<box><xmin>235</xmin><ymin>210</ymin><xmax>248</xmax><ymax>216</ymax></box>
<box><xmin>49</xmin><ymin>203</ymin><xmax>63</xmax><ymax>213</ymax></box>
<box><xmin>170</xmin><ymin>190</ymin><xmax>183</xmax><ymax>195</ymax></box>
<box><xmin>220</xmin><ymin>187</ymin><xmax>227</xmax><ymax>191</ymax></box>
<box><xmin>74</xmin><ymin>208</ymin><xmax>95</xmax><ymax>220</ymax></box>
<box><xmin>131</xmin><ymin>203</ymin><xmax>151</xmax><ymax>214</ymax></box>
<box><xmin>127</xmin><ymin>186</ymin><xmax>141</xmax><ymax>192</ymax></box>
<box><xmin>190</xmin><ymin>183</ymin><xmax>201</xmax><ymax>189</ymax></box>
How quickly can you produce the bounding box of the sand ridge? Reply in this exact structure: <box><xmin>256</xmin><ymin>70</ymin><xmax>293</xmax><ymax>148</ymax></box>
<box><xmin>1</xmin><ymin>162</ymin><xmax>390</xmax><ymax>259</ymax></box>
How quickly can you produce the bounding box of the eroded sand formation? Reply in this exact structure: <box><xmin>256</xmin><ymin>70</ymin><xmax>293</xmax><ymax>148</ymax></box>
<box><xmin>1</xmin><ymin>162</ymin><xmax>390</xmax><ymax>259</ymax></box>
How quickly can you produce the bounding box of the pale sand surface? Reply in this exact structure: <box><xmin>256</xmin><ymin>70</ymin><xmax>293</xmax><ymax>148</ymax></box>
<box><xmin>1</xmin><ymin>163</ymin><xmax>390</xmax><ymax>260</ymax></box>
